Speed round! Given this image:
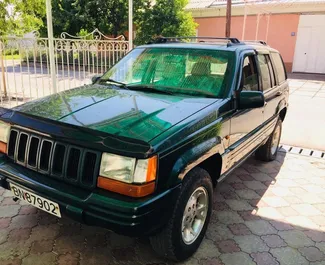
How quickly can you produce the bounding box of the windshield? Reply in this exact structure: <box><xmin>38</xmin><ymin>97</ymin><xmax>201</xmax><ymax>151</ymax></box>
<box><xmin>101</xmin><ymin>47</ymin><xmax>236</xmax><ymax>98</ymax></box>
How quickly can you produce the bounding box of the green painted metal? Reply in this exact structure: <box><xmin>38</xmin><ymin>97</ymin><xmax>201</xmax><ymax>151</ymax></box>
<box><xmin>0</xmin><ymin>42</ymin><xmax>289</xmax><ymax>237</ymax></box>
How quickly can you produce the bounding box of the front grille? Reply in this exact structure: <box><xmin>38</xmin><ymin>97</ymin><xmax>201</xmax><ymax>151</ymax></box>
<box><xmin>7</xmin><ymin>128</ymin><xmax>101</xmax><ymax>188</ymax></box>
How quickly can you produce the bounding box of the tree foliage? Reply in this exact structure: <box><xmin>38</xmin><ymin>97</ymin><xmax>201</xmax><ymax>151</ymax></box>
<box><xmin>0</xmin><ymin>0</ymin><xmax>197</xmax><ymax>43</ymax></box>
<box><xmin>135</xmin><ymin>0</ymin><xmax>197</xmax><ymax>45</ymax></box>
<box><xmin>0</xmin><ymin>0</ymin><xmax>10</xmax><ymax>35</ymax></box>
<box><xmin>45</xmin><ymin>0</ymin><xmax>148</xmax><ymax>37</ymax></box>
<box><xmin>0</xmin><ymin>0</ymin><xmax>46</xmax><ymax>35</ymax></box>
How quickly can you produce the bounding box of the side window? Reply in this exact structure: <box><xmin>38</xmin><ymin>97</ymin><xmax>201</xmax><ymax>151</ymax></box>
<box><xmin>241</xmin><ymin>55</ymin><xmax>259</xmax><ymax>91</ymax></box>
<box><xmin>266</xmin><ymin>55</ymin><xmax>276</xmax><ymax>88</ymax></box>
<box><xmin>257</xmin><ymin>54</ymin><xmax>272</xmax><ymax>91</ymax></box>
<box><xmin>271</xmin><ymin>52</ymin><xmax>287</xmax><ymax>83</ymax></box>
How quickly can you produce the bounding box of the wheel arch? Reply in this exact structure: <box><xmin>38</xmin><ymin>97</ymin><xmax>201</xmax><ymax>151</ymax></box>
<box><xmin>279</xmin><ymin>107</ymin><xmax>287</xmax><ymax>121</ymax></box>
<box><xmin>172</xmin><ymin>139</ymin><xmax>224</xmax><ymax>187</ymax></box>
<box><xmin>195</xmin><ymin>153</ymin><xmax>222</xmax><ymax>187</ymax></box>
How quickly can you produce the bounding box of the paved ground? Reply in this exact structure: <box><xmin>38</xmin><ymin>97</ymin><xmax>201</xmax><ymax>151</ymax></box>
<box><xmin>282</xmin><ymin>76</ymin><xmax>325</xmax><ymax>151</ymax></box>
<box><xmin>0</xmin><ymin>152</ymin><xmax>325</xmax><ymax>265</ymax></box>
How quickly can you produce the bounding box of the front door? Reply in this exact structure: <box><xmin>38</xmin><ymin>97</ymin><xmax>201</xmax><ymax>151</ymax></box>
<box><xmin>227</xmin><ymin>53</ymin><xmax>264</xmax><ymax>169</ymax></box>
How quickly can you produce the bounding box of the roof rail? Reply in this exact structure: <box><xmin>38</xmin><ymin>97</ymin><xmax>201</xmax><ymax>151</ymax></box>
<box><xmin>148</xmin><ymin>36</ymin><xmax>242</xmax><ymax>46</ymax></box>
<box><xmin>243</xmin><ymin>40</ymin><xmax>268</xmax><ymax>46</ymax></box>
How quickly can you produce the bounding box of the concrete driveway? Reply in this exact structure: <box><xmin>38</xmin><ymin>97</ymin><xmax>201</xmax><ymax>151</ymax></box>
<box><xmin>282</xmin><ymin>74</ymin><xmax>325</xmax><ymax>151</ymax></box>
<box><xmin>0</xmin><ymin>151</ymin><xmax>325</xmax><ymax>265</ymax></box>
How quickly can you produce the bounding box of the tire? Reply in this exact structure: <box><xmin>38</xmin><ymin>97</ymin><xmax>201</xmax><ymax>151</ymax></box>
<box><xmin>255</xmin><ymin>119</ymin><xmax>282</xmax><ymax>162</ymax></box>
<box><xmin>150</xmin><ymin>167</ymin><xmax>213</xmax><ymax>261</ymax></box>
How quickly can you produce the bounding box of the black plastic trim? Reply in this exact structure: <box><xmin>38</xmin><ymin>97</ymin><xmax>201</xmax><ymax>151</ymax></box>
<box><xmin>80</xmin><ymin>149</ymin><xmax>101</xmax><ymax>188</ymax></box>
<box><xmin>50</xmin><ymin>142</ymin><xmax>68</xmax><ymax>179</ymax></box>
<box><xmin>38</xmin><ymin>139</ymin><xmax>54</xmax><ymax>174</ymax></box>
<box><xmin>65</xmin><ymin>145</ymin><xmax>83</xmax><ymax>184</ymax></box>
<box><xmin>26</xmin><ymin>135</ymin><xmax>41</xmax><ymax>170</ymax></box>
<box><xmin>16</xmin><ymin>132</ymin><xmax>29</xmax><ymax>166</ymax></box>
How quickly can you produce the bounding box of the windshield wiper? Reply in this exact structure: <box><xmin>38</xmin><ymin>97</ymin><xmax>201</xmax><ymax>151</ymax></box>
<box><xmin>126</xmin><ymin>84</ymin><xmax>174</xmax><ymax>95</ymax></box>
<box><xmin>99</xmin><ymin>78</ymin><xmax>128</xmax><ymax>89</ymax></box>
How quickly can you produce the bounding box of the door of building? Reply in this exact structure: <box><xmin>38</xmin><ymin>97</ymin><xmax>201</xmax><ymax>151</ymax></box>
<box><xmin>293</xmin><ymin>15</ymin><xmax>325</xmax><ymax>74</ymax></box>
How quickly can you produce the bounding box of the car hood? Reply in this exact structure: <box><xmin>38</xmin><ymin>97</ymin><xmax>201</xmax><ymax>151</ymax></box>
<box><xmin>13</xmin><ymin>85</ymin><xmax>218</xmax><ymax>142</ymax></box>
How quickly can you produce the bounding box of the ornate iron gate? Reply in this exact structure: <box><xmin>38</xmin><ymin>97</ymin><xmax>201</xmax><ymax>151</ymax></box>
<box><xmin>0</xmin><ymin>29</ymin><xmax>129</xmax><ymax>108</ymax></box>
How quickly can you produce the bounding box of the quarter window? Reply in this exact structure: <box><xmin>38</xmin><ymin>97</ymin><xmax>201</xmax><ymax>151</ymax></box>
<box><xmin>271</xmin><ymin>52</ymin><xmax>286</xmax><ymax>83</ymax></box>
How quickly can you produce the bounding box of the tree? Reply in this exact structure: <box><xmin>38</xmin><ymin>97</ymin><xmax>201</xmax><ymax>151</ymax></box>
<box><xmin>41</xmin><ymin>0</ymin><xmax>84</xmax><ymax>37</ymax></box>
<box><xmin>43</xmin><ymin>0</ymin><xmax>149</xmax><ymax>38</ymax></box>
<box><xmin>135</xmin><ymin>0</ymin><xmax>197</xmax><ymax>45</ymax></box>
<box><xmin>0</xmin><ymin>0</ymin><xmax>197</xmax><ymax>42</ymax></box>
<box><xmin>0</xmin><ymin>1</ymin><xmax>9</xmax><ymax>35</ymax></box>
<box><xmin>0</xmin><ymin>0</ymin><xmax>46</xmax><ymax>35</ymax></box>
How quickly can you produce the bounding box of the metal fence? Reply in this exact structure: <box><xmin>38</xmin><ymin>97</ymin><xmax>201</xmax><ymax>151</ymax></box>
<box><xmin>0</xmin><ymin>29</ymin><xmax>129</xmax><ymax>108</ymax></box>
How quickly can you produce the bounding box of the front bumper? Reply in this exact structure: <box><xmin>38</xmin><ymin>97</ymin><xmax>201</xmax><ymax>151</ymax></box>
<box><xmin>0</xmin><ymin>157</ymin><xmax>181</xmax><ymax>237</ymax></box>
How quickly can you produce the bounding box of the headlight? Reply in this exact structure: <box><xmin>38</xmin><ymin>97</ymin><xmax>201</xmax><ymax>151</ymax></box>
<box><xmin>0</xmin><ymin>121</ymin><xmax>10</xmax><ymax>154</ymax></box>
<box><xmin>99</xmin><ymin>153</ymin><xmax>136</xmax><ymax>183</ymax></box>
<box><xmin>98</xmin><ymin>153</ymin><xmax>157</xmax><ymax>197</ymax></box>
<box><xmin>0</xmin><ymin>121</ymin><xmax>10</xmax><ymax>143</ymax></box>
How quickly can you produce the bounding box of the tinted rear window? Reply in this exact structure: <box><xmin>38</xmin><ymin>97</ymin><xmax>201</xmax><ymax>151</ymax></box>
<box><xmin>271</xmin><ymin>53</ymin><xmax>286</xmax><ymax>83</ymax></box>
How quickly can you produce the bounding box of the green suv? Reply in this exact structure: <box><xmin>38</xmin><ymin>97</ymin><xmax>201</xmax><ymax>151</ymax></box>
<box><xmin>0</xmin><ymin>37</ymin><xmax>288</xmax><ymax>261</ymax></box>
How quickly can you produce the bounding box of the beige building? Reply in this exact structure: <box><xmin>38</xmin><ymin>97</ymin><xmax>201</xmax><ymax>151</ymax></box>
<box><xmin>186</xmin><ymin>0</ymin><xmax>325</xmax><ymax>73</ymax></box>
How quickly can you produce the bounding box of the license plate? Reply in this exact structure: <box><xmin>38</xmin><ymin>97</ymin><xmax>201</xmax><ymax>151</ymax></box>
<box><xmin>9</xmin><ymin>183</ymin><xmax>61</xmax><ymax>218</ymax></box>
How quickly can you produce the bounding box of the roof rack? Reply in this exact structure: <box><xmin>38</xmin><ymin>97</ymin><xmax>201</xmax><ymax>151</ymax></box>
<box><xmin>243</xmin><ymin>40</ymin><xmax>268</xmax><ymax>46</ymax></box>
<box><xmin>149</xmin><ymin>36</ymin><xmax>242</xmax><ymax>47</ymax></box>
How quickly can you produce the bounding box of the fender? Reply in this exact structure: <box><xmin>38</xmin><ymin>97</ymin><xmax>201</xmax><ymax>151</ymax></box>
<box><xmin>276</xmin><ymin>98</ymin><xmax>287</xmax><ymax>115</ymax></box>
<box><xmin>166</xmin><ymin>136</ymin><xmax>225</xmax><ymax>186</ymax></box>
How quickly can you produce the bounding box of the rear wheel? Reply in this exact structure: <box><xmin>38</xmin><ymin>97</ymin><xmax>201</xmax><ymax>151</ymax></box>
<box><xmin>255</xmin><ymin>119</ymin><xmax>282</xmax><ymax>161</ymax></box>
<box><xmin>150</xmin><ymin>167</ymin><xmax>213</xmax><ymax>261</ymax></box>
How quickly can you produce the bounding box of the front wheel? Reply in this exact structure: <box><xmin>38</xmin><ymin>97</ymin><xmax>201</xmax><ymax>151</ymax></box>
<box><xmin>150</xmin><ymin>167</ymin><xmax>213</xmax><ymax>261</ymax></box>
<box><xmin>255</xmin><ymin>119</ymin><xmax>282</xmax><ymax>161</ymax></box>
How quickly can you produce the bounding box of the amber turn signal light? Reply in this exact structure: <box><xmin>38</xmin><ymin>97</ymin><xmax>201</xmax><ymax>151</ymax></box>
<box><xmin>97</xmin><ymin>177</ymin><xmax>155</xmax><ymax>198</ymax></box>
<box><xmin>0</xmin><ymin>141</ymin><xmax>7</xmax><ymax>154</ymax></box>
<box><xmin>146</xmin><ymin>156</ymin><xmax>157</xmax><ymax>182</ymax></box>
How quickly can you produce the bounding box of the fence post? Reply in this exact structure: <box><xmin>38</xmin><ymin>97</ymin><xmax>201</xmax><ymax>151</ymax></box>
<box><xmin>0</xmin><ymin>42</ymin><xmax>7</xmax><ymax>98</ymax></box>
<box><xmin>46</xmin><ymin>0</ymin><xmax>57</xmax><ymax>94</ymax></box>
<box><xmin>128</xmin><ymin>0</ymin><xmax>133</xmax><ymax>51</ymax></box>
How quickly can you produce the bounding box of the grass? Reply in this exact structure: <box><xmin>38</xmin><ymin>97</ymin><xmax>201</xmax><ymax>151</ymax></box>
<box><xmin>3</xmin><ymin>54</ymin><xmax>21</xmax><ymax>60</ymax></box>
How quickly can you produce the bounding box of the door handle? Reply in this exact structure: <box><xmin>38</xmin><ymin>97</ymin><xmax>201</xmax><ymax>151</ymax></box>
<box><xmin>276</xmin><ymin>91</ymin><xmax>283</xmax><ymax>96</ymax></box>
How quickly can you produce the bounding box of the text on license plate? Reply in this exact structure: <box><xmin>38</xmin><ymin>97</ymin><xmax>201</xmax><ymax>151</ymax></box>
<box><xmin>10</xmin><ymin>183</ymin><xmax>61</xmax><ymax>218</ymax></box>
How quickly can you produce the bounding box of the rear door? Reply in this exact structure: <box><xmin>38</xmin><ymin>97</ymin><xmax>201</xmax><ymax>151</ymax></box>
<box><xmin>259</xmin><ymin>52</ymin><xmax>288</xmax><ymax>129</ymax></box>
<box><xmin>257</xmin><ymin>53</ymin><xmax>280</xmax><ymax>126</ymax></box>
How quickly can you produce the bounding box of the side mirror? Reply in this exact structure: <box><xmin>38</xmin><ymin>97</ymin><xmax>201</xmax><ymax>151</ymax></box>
<box><xmin>91</xmin><ymin>75</ymin><xmax>102</xmax><ymax>84</ymax></box>
<box><xmin>238</xmin><ymin>91</ymin><xmax>265</xmax><ymax>109</ymax></box>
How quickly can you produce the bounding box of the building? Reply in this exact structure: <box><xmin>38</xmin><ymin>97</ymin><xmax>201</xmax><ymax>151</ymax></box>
<box><xmin>186</xmin><ymin>0</ymin><xmax>325</xmax><ymax>73</ymax></box>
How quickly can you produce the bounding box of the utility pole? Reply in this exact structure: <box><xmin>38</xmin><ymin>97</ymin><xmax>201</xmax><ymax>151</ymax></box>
<box><xmin>225</xmin><ymin>0</ymin><xmax>232</xmax><ymax>37</ymax></box>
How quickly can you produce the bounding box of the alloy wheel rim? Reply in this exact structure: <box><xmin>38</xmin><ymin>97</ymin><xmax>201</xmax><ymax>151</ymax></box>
<box><xmin>181</xmin><ymin>187</ymin><xmax>208</xmax><ymax>245</ymax></box>
<box><xmin>271</xmin><ymin>125</ymin><xmax>281</xmax><ymax>155</ymax></box>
